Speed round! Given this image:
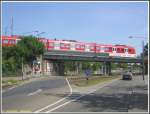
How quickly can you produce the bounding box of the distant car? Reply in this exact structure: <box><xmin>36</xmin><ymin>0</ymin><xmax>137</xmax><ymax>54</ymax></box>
<box><xmin>122</xmin><ymin>71</ymin><xmax>133</xmax><ymax>80</ymax></box>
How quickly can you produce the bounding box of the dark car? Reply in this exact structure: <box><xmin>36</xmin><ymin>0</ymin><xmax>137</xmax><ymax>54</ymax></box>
<box><xmin>122</xmin><ymin>71</ymin><xmax>133</xmax><ymax>80</ymax></box>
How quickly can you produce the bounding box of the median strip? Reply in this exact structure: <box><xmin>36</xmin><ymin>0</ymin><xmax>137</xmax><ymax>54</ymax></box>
<box><xmin>70</xmin><ymin>75</ymin><xmax>120</xmax><ymax>87</ymax></box>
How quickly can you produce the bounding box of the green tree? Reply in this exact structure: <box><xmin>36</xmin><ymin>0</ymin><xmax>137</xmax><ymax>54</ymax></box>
<box><xmin>111</xmin><ymin>63</ymin><xmax>118</xmax><ymax>70</ymax></box>
<box><xmin>2</xmin><ymin>35</ymin><xmax>45</xmax><ymax>76</ymax></box>
<box><xmin>92</xmin><ymin>62</ymin><xmax>101</xmax><ymax>71</ymax></box>
<box><xmin>17</xmin><ymin>36</ymin><xmax>45</xmax><ymax>65</ymax></box>
<box><xmin>64</xmin><ymin>61</ymin><xmax>76</xmax><ymax>73</ymax></box>
<box><xmin>2</xmin><ymin>46</ymin><xmax>22</xmax><ymax>76</ymax></box>
<box><xmin>144</xmin><ymin>43</ymin><xmax>148</xmax><ymax>56</ymax></box>
<box><xmin>82</xmin><ymin>62</ymin><xmax>91</xmax><ymax>70</ymax></box>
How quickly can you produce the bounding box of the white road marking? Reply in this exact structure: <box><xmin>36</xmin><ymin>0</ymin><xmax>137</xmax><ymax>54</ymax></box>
<box><xmin>66</xmin><ymin>77</ymin><xmax>72</xmax><ymax>94</ymax></box>
<box><xmin>34</xmin><ymin>77</ymin><xmax>72</xmax><ymax>113</ymax></box>
<box><xmin>8</xmin><ymin>86</ymin><xmax>16</xmax><ymax>90</ymax></box>
<box><xmin>27</xmin><ymin>89</ymin><xmax>42</xmax><ymax>96</ymax></box>
<box><xmin>2</xmin><ymin>86</ymin><xmax>17</xmax><ymax>93</ymax></box>
<box><xmin>46</xmin><ymin>79</ymin><xmax>119</xmax><ymax>112</ymax></box>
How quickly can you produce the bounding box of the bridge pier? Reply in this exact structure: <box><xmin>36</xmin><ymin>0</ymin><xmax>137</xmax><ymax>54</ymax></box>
<box><xmin>57</xmin><ymin>61</ymin><xmax>65</xmax><ymax>76</ymax></box>
<box><xmin>75</xmin><ymin>62</ymin><xmax>82</xmax><ymax>75</ymax></box>
<box><xmin>102</xmin><ymin>62</ymin><xmax>111</xmax><ymax>76</ymax></box>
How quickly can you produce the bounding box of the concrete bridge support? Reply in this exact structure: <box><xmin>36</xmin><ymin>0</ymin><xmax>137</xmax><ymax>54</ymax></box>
<box><xmin>75</xmin><ymin>62</ymin><xmax>82</xmax><ymax>75</ymax></box>
<box><xmin>42</xmin><ymin>60</ymin><xmax>65</xmax><ymax>76</ymax></box>
<box><xmin>102</xmin><ymin>62</ymin><xmax>112</xmax><ymax>76</ymax></box>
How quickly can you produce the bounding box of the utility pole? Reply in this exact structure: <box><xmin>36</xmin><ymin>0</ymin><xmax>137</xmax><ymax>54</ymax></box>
<box><xmin>129</xmin><ymin>36</ymin><xmax>147</xmax><ymax>80</ymax></box>
<box><xmin>22</xmin><ymin>57</ymin><xmax>24</xmax><ymax>81</ymax></box>
<box><xmin>142</xmin><ymin>40</ymin><xmax>145</xmax><ymax>80</ymax></box>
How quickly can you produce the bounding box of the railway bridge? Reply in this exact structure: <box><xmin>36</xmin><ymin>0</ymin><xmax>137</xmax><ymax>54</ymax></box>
<box><xmin>38</xmin><ymin>51</ymin><xmax>143</xmax><ymax>76</ymax></box>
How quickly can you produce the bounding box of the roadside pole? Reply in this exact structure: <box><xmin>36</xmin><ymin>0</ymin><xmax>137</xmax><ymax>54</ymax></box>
<box><xmin>22</xmin><ymin>57</ymin><xmax>24</xmax><ymax>81</ymax></box>
<box><xmin>142</xmin><ymin>40</ymin><xmax>145</xmax><ymax>80</ymax></box>
<box><xmin>128</xmin><ymin>36</ymin><xmax>147</xmax><ymax>80</ymax></box>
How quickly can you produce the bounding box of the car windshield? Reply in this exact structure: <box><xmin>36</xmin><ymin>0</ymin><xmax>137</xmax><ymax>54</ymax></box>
<box><xmin>123</xmin><ymin>71</ymin><xmax>132</xmax><ymax>75</ymax></box>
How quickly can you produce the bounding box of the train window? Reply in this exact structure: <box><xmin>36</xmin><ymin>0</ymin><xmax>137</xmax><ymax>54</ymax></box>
<box><xmin>101</xmin><ymin>47</ymin><xmax>105</xmax><ymax>50</ymax></box>
<box><xmin>90</xmin><ymin>46</ymin><xmax>94</xmax><ymax>49</ymax></box>
<box><xmin>76</xmin><ymin>44</ymin><xmax>80</xmax><ymax>48</ymax></box>
<box><xmin>60</xmin><ymin>43</ymin><xmax>65</xmax><ymax>47</ymax></box>
<box><xmin>117</xmin><ymin>48</ymin><xmax>120</xmax><ymax>51</ymax></box>
<box><xmin>96</xmin><ymin>46</ymin><xmax>100</xmax><ymax>50</ymax></box>
<box><xmin>55</xmin><ymin>43</ymin><xmax>60</xmax><ymax>47</ymax></box>
<box><xmin>81</xmin><ymin>45</ymin><xmax>85</xmax><ymax>49</ymax></box>
<box><xmin>128</xmin><ymin>49</ymin><xmax>131</xmax><ymax>52</ymax></box>
<box><xmin>3</xmin><ymin>39</ymin><xmax>9</xmax><ymax>44</ymax></box>
<box><xmin>109</xmin><ymin>47</ymin><xmax>112</xmax><ymax>50</ymax></box>
<box><xmin>66</xmin><ymin>44</ymin><xmax>70</xmax><ymax>48</ymax></box>
<box><xmin>10</xmin><ymin>40</ymin><xmax>15</xmax><ymax>44</ymax></box>
<box><xmin>112</xmin><ymin>48</ymin><xmax>116</xmax><ymax>51</ymax></box>
<box><xmin>121</xmin><ymin>48</ymin><xmax>124</xmax><ymax>52</ymax></box>
<box><xmin>85</xmin><ymin>45</ymin><xmax>90</xmax><ymax>49</ymax></box>
<box><xmin>117</xmin><ymin>48</ymin><xmax>124</xmax><ymax>53</ymax></box>
<box><xmin>49</xmin><ymin>42</ymin><xmax>54</xmax><ymax>47</ymax></box>
<box><xmin>71</xmin><ymin>44</ymin><xmax>75</xmax><ymax>48</ymax></box>
<box><xmin>125</xmin><ymin>49</ymin><xmax>128</xmax><ymax>52</ymax></box>
<box><xmin>105</xmin><ymin>47</ymin><xmax>109</xmax><ymax>50</ymax></box>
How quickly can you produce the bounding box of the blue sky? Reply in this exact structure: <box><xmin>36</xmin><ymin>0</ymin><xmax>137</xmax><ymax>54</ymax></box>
<box><xmin>2</xmin><ymin>2</ymin><xmax>148</xmax><ymax>55</ymax></box>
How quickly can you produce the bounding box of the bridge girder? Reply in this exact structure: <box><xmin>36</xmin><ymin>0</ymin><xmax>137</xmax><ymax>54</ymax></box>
<box><xmin>43</xmin><ymin>54</ymin><xmax>142</xmax><ymax>63</ymax></box>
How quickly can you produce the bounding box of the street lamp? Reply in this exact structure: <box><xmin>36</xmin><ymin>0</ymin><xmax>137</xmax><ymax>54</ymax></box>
<box><xmin>128</xmin><ymin>36</ymin><xmax>147</xmax><ymax>80</ymax></box>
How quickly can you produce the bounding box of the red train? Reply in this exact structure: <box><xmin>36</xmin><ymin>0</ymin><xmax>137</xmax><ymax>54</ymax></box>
<box><xmin>1</xmin><ymin>35</ymin><xmax>136</xmax><ymax>58</ymax></box>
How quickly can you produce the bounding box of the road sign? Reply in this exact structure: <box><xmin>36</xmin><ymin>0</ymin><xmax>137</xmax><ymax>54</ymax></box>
<box><xmin>84</xmin><ymin>69</ymin><xmax>92</xmax><ymax>78</ymax></box>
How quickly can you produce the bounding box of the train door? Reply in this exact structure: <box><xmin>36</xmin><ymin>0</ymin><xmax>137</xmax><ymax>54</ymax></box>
<box><xmin>85</xmin><ymin>44</ymin><xmax>90</xmax><ymax>52</ymax></box>
<box><xmin>54</xmin><ymin>41</ymin><xmax>60</xmax><ymax>50</ymax></box>
<box><xmin>70</xmin><ymin>42</ymin><xmax>75</xmax><ymax>51</ymax></box>
<box><xmin>112</xmin><ymin>47</ymin><xmax>117</xmax><ymax>56</ymax></box>
<box><xmin>124</xmin><ymin>48</ymin><xmax>128</xmax><ymax>57</ymax></box>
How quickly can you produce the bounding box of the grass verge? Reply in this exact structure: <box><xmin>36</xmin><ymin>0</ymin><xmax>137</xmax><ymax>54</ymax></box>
<box><xmin>71</xmin><ymin>75</ymin><xmax>120</xmax><ymax>87</ymax></box>
<box><xmin>2</xmin><ymin>79</ymin><xmax>21</xmax><ymax>89</ymax></box>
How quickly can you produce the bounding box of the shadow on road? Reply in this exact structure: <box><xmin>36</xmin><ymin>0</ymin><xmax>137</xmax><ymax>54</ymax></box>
<box><xmin>63</xmin><ymin>84</ymin><xmax>148</xmax><ymax>112</ymax></box>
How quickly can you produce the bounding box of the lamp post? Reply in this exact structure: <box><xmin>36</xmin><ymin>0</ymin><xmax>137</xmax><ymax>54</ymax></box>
<box><xmin>128</xmin><ymin>36</ymin><xmax>147</xmax><ymax>80</ymax></box>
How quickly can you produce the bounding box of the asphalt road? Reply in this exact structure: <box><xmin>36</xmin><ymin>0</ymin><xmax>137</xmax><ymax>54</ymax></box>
<box><xmin>52</xmin><ymin>75</ymin><xmax>148</xmax><ymax>112</ymax></box>
<box><xmin>2</xmin><ymin>76</ymin><xmax>70</xmax><ymax>112</ymax></box>
<box><xmin>2</xmin><ymin>75</ymin><xmax>148</xmax><ymax>113</ymax></box>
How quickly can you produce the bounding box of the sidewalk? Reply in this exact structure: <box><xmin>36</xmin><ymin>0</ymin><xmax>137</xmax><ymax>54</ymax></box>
<box><xmin>128</xmin><ymin>75</ymin><xmax>148</xmax><ymax>112</ymax></box>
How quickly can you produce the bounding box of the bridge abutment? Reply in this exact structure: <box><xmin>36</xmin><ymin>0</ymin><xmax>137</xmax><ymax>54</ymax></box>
<box><xmin>42</xmin><ymin>60</ymin><xmax>65</xmax><ymax>76</ymax></box>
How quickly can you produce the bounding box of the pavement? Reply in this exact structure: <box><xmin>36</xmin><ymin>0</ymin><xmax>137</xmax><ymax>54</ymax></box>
<box><xmin>2</xmin><ymin>76</ymin><xmax>70</xmax><ymax>112</ymax></box>
<box><xmin>2</xmin><ymin>75</ymin><xmax>148</xmax><ymax>113</ymax></box>
<box><xmin>51</xmin><ymin>75</ymin><xmax>148</xmax><ymax>112</ymax></box>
